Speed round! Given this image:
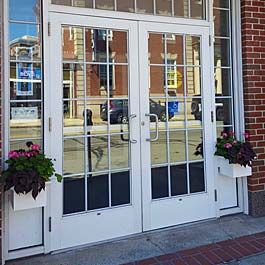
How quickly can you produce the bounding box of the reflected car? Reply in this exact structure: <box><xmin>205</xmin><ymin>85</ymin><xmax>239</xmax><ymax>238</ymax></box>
<box><xmin>100</xmin><ymin>99</ymin><xmax>173</xmax><ymax>124</ymax></box>
<box><xmin>191</xmin><ymin>94</ymin><xmax>224</xmax><ymax>121</ymax></box>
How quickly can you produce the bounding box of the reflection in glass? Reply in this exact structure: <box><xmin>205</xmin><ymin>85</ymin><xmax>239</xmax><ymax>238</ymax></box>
<box><xmin>168</xmin><ymin>99</ymin><xmax>184</xmax><ymax>126</ymax></box>
<box><xmin>62</xmin><ymin>27</ymin><xmax>84</xmax><ymax>61</ymax></box>
<box><xmin>111</xmin><ymin>171</ymin><xmax>130</xmax><ymax>206</ymax></box>
<box><xmin>213</xmin><ymin>0</ymin><xmax>229</xmax><ymax>8</ymax></box>
<box><xmin>189</xmin><ymin>162</ymin><xmax>205</xmax><ymax>193</ymax></box>
<box><xmin>215</xmin><ymin>68</ymin><xmax>231</xmax><ymax>96</ymax></box>
<box><xmin>110</xmin><ymin>134</ymin><xmax>129</xmax><ymax>169</ymax></box>
<box><xmin>10</xmin><ymin>102</ymin><xmax>42</xmax><ymax>139</ymax></box>
<box><xmin>149</xmin><ymin>99</ymin><xmax>167</xmax><ymax>123</ymax></box>
<box><xmin>190</xmin><ymin>0</ymin><xmax>204</xmax><ymax>19</ymax></box>
<box><xmin>171</xmin><ymin>164</ymin><xmax>188</xmax><ymax>196</ymax></box>
<box><xmin>111</xmin><ymin>65</ymin><xmax>128</xmax><ymax>98</ymax></box>
<box><xmin>215</xmin><ymin>98</ymin><xmax>233</xmax><ymax>125</ymax></box>
<box><xmin>137</xmin><ymin>0</ymin><xmax>154</xmax><ymax>14</ymax></box>
<box><xmin>174</xmin><ymin>0</ymin><xmax>188</xmax><ymax>17</ymax></box>
<box><xmin>85</xmin><ymin>100</ymin><xmax>108</xmax><ymax>133</ymax></box>
<box><xmin>63</xmin><ymin>176</ymin><xmax>85</xmax><ymax>214</ymax></box>
<box><xmin>214</xmin><ymin>9</ymin><xmax>230</xmax><ymax>37</ymax></box>
<box><xmin>151</xmin><ymin>131</ymin><xmax>167</xmax><ymax>165</ymax></box>
<box><xmin>89</xmin><ymin>136</ymin><xmax>109</xmax><ymax>172</ymax></box>
<box><xmin>85</xmin><ymin>29</ymin><xmax>107</xmax><ymax>62</ymax></box>
<box><xmin>149</xmin><ymin>66</ymin><xmax>165</xmax><ymax>96</ymax></box>
<box><xmin>117</xmin><ymin>0</ymin><xmax>135</xmax><ymax>13</ymax></box>
<box><xmin>214</xmin><ymin>38</ymin><xmax>230</xmax><ymax>67</ymax></box>
<box><xmin>189</xmin><ymin>97</ymin><xmax>202</xmax><ymax>122</ymax></box>
<box><xmin>63</xmin><ymin>100</ymin><xmax>85</xmax><ymax>136</ymax></box>
<box><xmin>87</xmin><ymin>173</ymin><xmax>109</xmax><ymax>210</ymax></box>
<box><xmin>156</xmin><ymin>0</ymin><xmax>172</xmax><ymax>16</ymax></box>
<box><xmin>169</xmin><ymin>130</ymin><xmax>186</xmax><ymax>163</ymax></box>
<box><xmin>188</xmin><ymin>130</ymin><xmax>203</xmax><ymax>161</ymax></box>
<box><xmin>9</xmin><ymin>23</ymin><xmax>40</xmax><ymax>60</ymax></box>
<box><xmin>186</xmin><ymin>36</ymin><xmax>201</xmax><ymax>66</ymax></box>
<box><xmin>95</xmin><ymin>0</ymin><xmax>114</xmax><ymax>10</ymax></box>
<box><xmin>64</xmin><ymin>138</ymin><xmax>85</xmax><ymax>175</ymax></box>
<box><xmin>149</xmin><ymin>33</ymin><xmax>164</xmax><ymax>65</ymax></box>
<box><xmin>166</xmin><ymin>34</ymin><xmax>183</xmax><ymax>65</ymax></box>
<box><xmin>152</xmin><ymin>166</ymin><xmax>169</xmax><ymax>199</ymax></box>
<box><xmin>9</xmin><ymin>0</ymin><xmax>41</xmax><ymax>22</ymax></box>
<box><xmin>52</xmin><ymin>0</ymin><xmax>71</xmax><ymax>5</ymax></box>
<box><xmin>10</xmin><ymin>139</ymin><xmax>42</xmax><ymax>152</ymax></box>
<box><xmin>109</xmin><ymin>31</ymin><xmax>128</xmax><ymax>63</ymax></box>
<box><xmin>63</xmin><ymin>64</ymin><xmax>85</xmax><ymax>100</ymax></box>
<box><xmin>73</xmin><ymin>0</ymin><xmax>93</xmax><ymax>7</ymax></box>
<box><xmin>186</xmin><ymin>67</ymin><xmax>201</xmax><ymax>96</ymax></box>
<box><xmin>167</xmin><ymin>65</ymin><xmax>184</xmax><ymax>96</ymax></box>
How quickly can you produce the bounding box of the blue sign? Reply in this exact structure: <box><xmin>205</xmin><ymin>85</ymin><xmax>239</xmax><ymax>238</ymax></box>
<box><xmin>168</xmin><ymin>101</ymin><xmax>179</xmax><ymax>116</ymax></box>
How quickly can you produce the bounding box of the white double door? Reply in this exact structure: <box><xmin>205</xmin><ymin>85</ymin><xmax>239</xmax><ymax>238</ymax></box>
<box><xmin>49</xmin><ymin>13</ymin><xmax>216</xmax><ymax>251</ymax></box>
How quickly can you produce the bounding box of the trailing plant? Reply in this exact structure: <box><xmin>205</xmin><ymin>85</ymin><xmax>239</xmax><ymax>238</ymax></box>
<box><xmin>215</xmin><ymin>131</ymin><xmax>256</xmax><ymax>167</ymax></box>
<box><xmin>2</xmin><ymin>142</ymin><xmax>62</xmax><ymax>199</ymax></box>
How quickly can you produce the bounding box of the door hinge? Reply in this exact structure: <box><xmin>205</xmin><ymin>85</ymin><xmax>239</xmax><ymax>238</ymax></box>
<box><xmin>48</xmin><ymin>217</ymin><xmax>52</xmax><ymax>232</ymax></box>
<box><xmin>209</xmin><ymin>35</ymin><xmax>212</xmax><ymax>46</ymax></box>
<box><xmin>48</xmin><ymin>22</ymin><xmax>51</xmax><ymax>36</ymax></box>
<box><xmin>211</xmin><ymin>111</ymin><xmax>214</xmax><ymax>122</ymax></box>
<box><xmin>49</xmin><ymin>117</ymin><xmax>52</xmax><ymax>132</ymax></box>
<box><xmin>214</xmin><ymin>189</ymin><xmax>218</xmax><ymax>202</ymax></box>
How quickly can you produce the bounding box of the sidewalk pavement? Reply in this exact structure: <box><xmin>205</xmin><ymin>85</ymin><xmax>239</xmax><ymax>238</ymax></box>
<box><xmin>6</xmin><ymin>214</ymin><xmax>265</xmax><ymax>265</ymax></box>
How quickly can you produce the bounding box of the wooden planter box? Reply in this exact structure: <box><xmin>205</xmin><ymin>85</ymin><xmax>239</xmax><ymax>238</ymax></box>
<box><xmin>216</xmin><ymin>156</ymin><xmax>252</xmax><ymax>178</ymax></box>
<box><xmin>11</xmin><ymin>188</ymin><xmax>47</xmax><ymax>211</ymax></box>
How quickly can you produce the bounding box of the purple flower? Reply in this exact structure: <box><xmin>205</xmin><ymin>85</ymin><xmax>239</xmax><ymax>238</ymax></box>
<box><xmin>244</xmin><ymin>132</ymin><xmax>250</xmax><ymax>139</ymax></box>
<box><xmin>221</xmin><ymin>132</ymin><xmax>228</xmax><ymax>138</ymax></box>
<box><xmin>232</xmin><ymin>140</ymin><xmax>238</xmax><ymax>144</ymax></box>
<box><xmin>224</xmin><ymin>143</ymin><xmax>232</xmax><ymax>149</ymax></box>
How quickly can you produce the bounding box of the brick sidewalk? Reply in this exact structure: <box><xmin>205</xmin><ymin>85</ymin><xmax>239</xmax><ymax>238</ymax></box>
<box><xmin>124</xmin><ymin>232</ymin><xmax>265</xmax><ymax>265</ymax></box>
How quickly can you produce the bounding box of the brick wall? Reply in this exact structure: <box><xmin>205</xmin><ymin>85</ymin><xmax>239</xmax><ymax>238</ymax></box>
<box><xmin>241</xmin><ymin>0</ymin><xmax>265</xmax><ymax>217</ymax></box>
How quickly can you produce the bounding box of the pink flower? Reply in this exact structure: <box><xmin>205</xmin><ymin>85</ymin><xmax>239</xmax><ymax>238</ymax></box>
<box><xmin>224</xmin><ymin>143</ymin><xmax>232</xmax><ymax>149</ymax></box>
<box><xmin>232</xmin><ymin>140</ymin><xmax>238</xmax><ymax>144</ymax></box>
<box><xmin>31</xmin><ymin>144</ymin><xmax>40</xmax><ymax>151</ymax></box>
<box><xmin>8</xmin><ymin>151</ymin><xmax>19</xmax><ymax>159</ymax></box>
<box><xmin>221</xmin><ymin>132</ymin><xmax>228</xmax><ymax>138</ymax></box>
<box><xmin>244</xmin><ymin>132</ymin><xmax>250</xmax><ymax>139</ymax></box>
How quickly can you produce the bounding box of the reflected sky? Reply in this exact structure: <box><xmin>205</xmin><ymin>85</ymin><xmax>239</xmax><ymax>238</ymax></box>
<box><xmin>9</xmin><ymin>0</ymin><xmax>40</xmax><ymax>22</ymax></box>
<box><xmin>9</xmin><ymin>23</ymin><xmax>38</xmax><ymax>42</ymax></box>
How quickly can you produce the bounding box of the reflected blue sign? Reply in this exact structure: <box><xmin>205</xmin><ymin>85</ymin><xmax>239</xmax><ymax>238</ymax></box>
<box><xmin>168</xmin><ymin>101</ymin><xmax>179</xmax><ymax>116</ymax></box>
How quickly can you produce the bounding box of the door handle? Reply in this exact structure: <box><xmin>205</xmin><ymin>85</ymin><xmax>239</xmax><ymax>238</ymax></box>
<box><xmin>129</xmin><ymin>114</ymin><xmax>137</xmax><ymax>144</ymax></box>
<box><xmin>145</xmin><ymin>113</ymin><xmax>159</xmax><ymax>142</ymax></box>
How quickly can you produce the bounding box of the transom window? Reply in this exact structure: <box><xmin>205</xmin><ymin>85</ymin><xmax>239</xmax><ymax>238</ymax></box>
<box><xmin>51</xmin><ymin>0</ymin><xmax>205</xmax><ymax>20</ymax></box>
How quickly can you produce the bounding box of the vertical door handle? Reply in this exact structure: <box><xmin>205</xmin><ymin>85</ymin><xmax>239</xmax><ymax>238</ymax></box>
<box><xmin>145</xmin><ymin>113</ymin><xmax>159</xmax><ymax>142</ymax></box>
<box><xmin>129</xmin><ymin>114</ymin><xmax>137</xmax><ymax>144</ymax></box>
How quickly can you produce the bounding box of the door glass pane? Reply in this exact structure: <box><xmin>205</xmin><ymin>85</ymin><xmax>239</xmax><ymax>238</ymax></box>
<box><xmin>149</xmin><ymin>33</ymin><xmax>165</xmax><ymax>65</ymax></box>
<box><xmin>111</xmin><ymin>171</ymin><xmax>130</xmax><ymax>206</ymax></box>
<box><xmin>171</xmin><ymin>164</ymin><xmax>188</xmax><ymax>196</ymax></box>
<box><xmin>215</xmin><ymin>68</ymin><xmax>231</xmax><ymax>96</ymax></box>
<box><xmin>63</xmin><ymin>176</ymin><xmax>85</xmax><ymax>214</ymax></box>
<box><xmin>63</xmin><ymin>64</ymin><xmax>85</xmax><ymax>100</ymax></box>
<box><xmin>213</xmin><ymin>0</ymin><xmax>229</xmax><ymax>8</ymax></box>
<box><xmin>174</xmin><ymin>0</ymin><xmax>188</xmax><ymax>17</ymax></box>
<box><xmin>187</xmin><ymin>98</ymin><xmax>203</xmax><ymax>126</ymax></box>
<box><xmin>186</xmin><ymin>36</ymin><xmax>201</xmax><ymax>66</ymax></box>
<box><xmin>168</xmin><ymin>99</ymin><xmax>185</xmax><ymax>127</ymax></box>
<box><xmin>166</xmin><ymin>34</ymin><xmax>184</xmax><ymax>65</ymax></box>
<box><xmin>52</xmin><ymin>0</ymin><xmax>71</xmax><ymax>5</ymax></box>
<box><xmin>167</xmin><ymin>66</ymin><xmax>184</xmax><ymax>97</ymax></box>
<box><xmin>64</xmin><ymin>138</ymin><xmax>85</xmax><ymax>175</ymax></box>
<box><xmin>214</xmin><ymin>9</ymin><xmax>230</xmax><ymax>37</ymax></box>
<box><xmin>10</xmin><ymin>139</ymin><xmax>42</xmax><ymax>151</ymax></box>
<box><xmin>109</xmin><ymin>31</ymin><xmax>128</xmax><ymax>63</ymax></box>
<box><xmin>188</xmin><ymin>130</ymin><xmax>203</xmax><ymax>161</ymax></box>
<box><xmin>111</xmin><ymin>65</ymin><xmax>128</xmax><ymax>98</ymax></box>
<box><xmin>117</xmin><ymin>0</ymin><xmax>135</xmax><ymax>12</ymax></box>
<box><xmin>150</xmin><ymin>66</ymin><xmax>165</xmax><ymax>96</ymax></box>
<box><xmin>214</xmin><ymin>38</ymin><xmax>230</xmax><ymax>67</ymax></box>
<box><xmin>190</xmin><ymin>0</ymin><xmax>204</xmax><ymax>19</ymax></box>
<box><xmin>110</xmin><ymin>134</ymin><xmax>129</xmax><ymax>169</ymax></box>
<box><xmin>63</xmin><ymin>100</ymin><xmax>85</xmax><ymax>136</ymax></box>
<box><xmin>169</xmin><ymin>130</ymin><xmax>186</xmax><ymax>163</ymax></box>
<box><xmin>73</xmin><ymin>0</ymin><xmax>93</xmax><ymax>7</ymax></box>
<box><xmin>151</xmin><ymin>131</ymin><xmax>167</xmax><ymax>165</ymax></box>
<box><xmin>152</xmin><ymin>166</ymin><xmax>169</xmax><ymax>199</ymax></box>
<box><xmin>87</xmin><ymin>173</ymin><xmax>109</xmax><ymax>210</ymax></box>
<box><xmin>156</xmin><ymin>0</ymin><xmax>172</xmax><ymax>16</ymax></box>
<box><xmin>215</xmin><ymin>98</ymin><xmax>233</xmax><ymax>125</ymax></box>
<box><xmin>62</xmin><ymin>27</ymin><xmax>84</xmax><ymax>62</ymax></box>
<box><xmin>186</xmin><ymin>67</ymin><xmax>201</xmax><ymax>96</ymax></box>
<box><xmin>136</xmin><ymin>0</ymin><xmax>154</xmax><ymax>14</ymax></box>
<box><xmin>95</xmin><ymin>0</ymin><xmax>114</xmax><ymax>10</ymax></box>
<box><xmin>189</xmin><ymin>162</ymin><xmax>205</xmax><ymax>193</ymax></box>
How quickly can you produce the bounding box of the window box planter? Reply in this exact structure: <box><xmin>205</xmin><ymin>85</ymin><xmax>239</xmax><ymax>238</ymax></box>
<box><xmin>216</xmin><ymin>156</ymin><xmax>252</xmax><ymax>178</ymax></box>
<box><xmin>11</xmin><ymin>188</ymin><xmax>47</xmax><ymax>211</ymax></box>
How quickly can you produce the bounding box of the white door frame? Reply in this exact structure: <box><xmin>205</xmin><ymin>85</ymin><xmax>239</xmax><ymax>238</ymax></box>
<box><xmin>48</xmin><ymin>13</ymin><xmax>142</xmax><ymax>252</ymax></box>
<box><xmin>139</xmin><ymin>21</ymin><xmax>217</xmax><ymax>231</ymax></box>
